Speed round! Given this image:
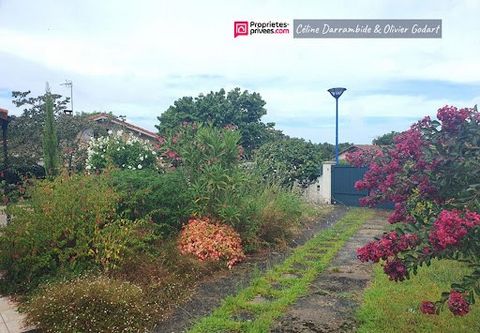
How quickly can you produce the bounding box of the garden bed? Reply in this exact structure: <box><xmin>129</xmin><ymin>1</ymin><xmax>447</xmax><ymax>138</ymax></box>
<box><xmin>154</xmin><ymin>205</ymin><xmax>340</xmax><ymax>332</ymax></box>
<box><xmin>179</xmin><ymin>207</ymin><xmax>375</xmax><ymax>333</ymax></box>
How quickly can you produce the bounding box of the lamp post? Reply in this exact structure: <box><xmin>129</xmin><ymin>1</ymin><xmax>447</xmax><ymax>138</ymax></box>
<box><xmin>327</xmin><ymin>87</ymin><xmax>347</xmax><ymax>164</ymax></box>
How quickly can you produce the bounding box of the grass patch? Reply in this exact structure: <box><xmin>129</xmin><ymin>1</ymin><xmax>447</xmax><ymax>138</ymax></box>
<box><xmin>357</xmin><ymin>260</ymin><xmax>480</xmax><ymax>333</ymax></box>
<box><xmin>188</xmin><ymin>208</ymin><xmax>375</xmax><ymax>333</ymax></box>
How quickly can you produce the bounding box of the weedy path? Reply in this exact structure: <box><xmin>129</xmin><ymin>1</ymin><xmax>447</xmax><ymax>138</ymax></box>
<box><xmin>185</xmin><ymin>208</ymin><xmax>376</xmax><ymax>333</ymax></box>
<box><xmin>155</xmin><ymin>206</ymin><xmax>346</xmax><ymax>333</ymax></box>
<box><xmin>272</xmin><ymin>210</ymin><xmax>387</xmax><ymax>333</ymax></box>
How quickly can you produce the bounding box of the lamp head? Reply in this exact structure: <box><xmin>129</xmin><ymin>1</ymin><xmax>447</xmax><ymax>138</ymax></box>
<box><xmin>328</xmin><ymin>87</ymin><xmax>347</xmax><ymax>99</ymax></box>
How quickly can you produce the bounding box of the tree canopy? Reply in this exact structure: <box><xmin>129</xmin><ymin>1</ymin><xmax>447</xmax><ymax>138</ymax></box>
<box><xmin>254</xmin><ymin>138</ymin><xmax>339</xmax><ymax>187</ymax></box>
<box><xmin>372</xmin><ymin>131</ymin><xmax>400</xmax><ymax>145</ymax></box>
<box><xmin>7</xmin><ymin>91</ymin><xmax>106</xmax><ymax>173</ymax></box>
<box><xmin>156</xmin><ymin>88</ymin><xmax>283</xmax><ymax>157</ymax></box>
<box><xmin>9</xmin><ymin>90</ymin><xmax>70</xmax><ymax>167</ymax></box>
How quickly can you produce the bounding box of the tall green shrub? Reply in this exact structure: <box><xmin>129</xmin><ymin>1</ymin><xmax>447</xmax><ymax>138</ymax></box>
<box><xmin>0</xmin><ymin>173</ymin><xmax>151</xmax><ymax>292</ymax></box>
<box><xmin>254</xmin><ymin>137</ymin><xmax>325</xmax><ymax>188</ymax></box>
<box><xmin>110</xmin><ymin>169</ymin><xmax>193</xmax><ymax>236</ymax></box>
<box><xmin>172</xmin><ymin>125</ymin><xmax>244</xmax><ymax>217</ymax></box>
<box><xmin>42</xmin><ymin>85</ymin><xmax>59</xmax><ymax>177</ymax></box>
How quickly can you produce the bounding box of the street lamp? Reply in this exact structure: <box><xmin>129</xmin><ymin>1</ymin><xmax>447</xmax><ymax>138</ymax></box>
<box><xmin>327</xmin><ymin>87</ymin><xmax>347</xmax><ymax>164</ymax></box>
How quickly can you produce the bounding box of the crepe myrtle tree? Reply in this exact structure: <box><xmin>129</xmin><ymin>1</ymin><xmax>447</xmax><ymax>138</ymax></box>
<box><xmin>348</xmin><ymin>105</ymin><xmax>480</xmax><ymax>316</ymax></box>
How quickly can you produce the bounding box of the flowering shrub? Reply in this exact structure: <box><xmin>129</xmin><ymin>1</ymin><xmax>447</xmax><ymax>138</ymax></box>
<box><xmin>420</xmin><ymin>301</ymin><xmax>436</xmax><ymax>315</ymax></box>
<box><xmin>429</xmin><ymin>210</ymin><xmax>480</xmax><ymax>250</ymax></box>
<box><xmin>353</xmin><ymin>105</ymin><xmax>480</xmax><ymax>316</ymax></box>
<box><xmin>85</xmin><ymin>131</ymin><xmax>159</xmax><ymax>171</ymax></box>
<box><xmin>356</xmin><ymin>232</ymin><xmax>418</xmax><ymax>264</ymax></box>
<box><xmin>344</xmin><ymin>146</ymin><xmax>383</xmax><ymax>169</ymax></box>
<box><xmin>178</xmin><ymin>217</ymin><xmax>245</xmax><ymax>269</ymax></box>
<box><xmin>448</xmin><ymin>290</ymin><xmax>470</xmax><ymax>316</ymax></box>
<box><xmin>24</xmin><ymin>276</ymin><xmax>153</xmax><ymax>333</ymax></box>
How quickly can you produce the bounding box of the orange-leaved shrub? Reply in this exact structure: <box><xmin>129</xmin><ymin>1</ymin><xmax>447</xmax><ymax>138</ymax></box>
<box><xmin>178</xmin><ymin>217</ymin><xmax>245</xmax><ymax>269</ymax></box>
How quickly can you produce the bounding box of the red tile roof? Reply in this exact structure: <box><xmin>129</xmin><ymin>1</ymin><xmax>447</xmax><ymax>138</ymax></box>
<box><xmin>0</xmin><ymin>108</ymin><xmax>8</xmax><ymax>121</ymax></box>
<box><xmin>89</xmin><ymin>113</ymin><xmax>162</xmax><ymax>141</ymax></box>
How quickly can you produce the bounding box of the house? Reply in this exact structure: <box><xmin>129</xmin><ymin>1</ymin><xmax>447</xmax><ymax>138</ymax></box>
<box><xmin>87</xmin><ymin>113</ymin><xmax>163</xmax><ymax>143</ymax></box>
<box><xmin>0</xmin><ymin>108</ymin><xmax>8</xmax><ymax>122</ymax></box>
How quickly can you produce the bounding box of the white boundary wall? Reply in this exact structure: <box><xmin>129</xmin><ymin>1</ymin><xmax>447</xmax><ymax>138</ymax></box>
<box><xmin>297</xmin><ymin>161</ymin><xmax>335</xmax><ymax>204</ymax></box>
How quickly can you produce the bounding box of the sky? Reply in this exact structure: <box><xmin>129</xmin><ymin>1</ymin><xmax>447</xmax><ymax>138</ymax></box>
<box><xmin>0</xmin><ymin>0</ymin><xmax>479</xmax><ymax>144</ymax></box>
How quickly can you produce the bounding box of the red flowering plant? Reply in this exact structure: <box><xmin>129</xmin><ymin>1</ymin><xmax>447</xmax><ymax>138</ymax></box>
<box><xmin>178</xmin><ymin>217</ymin><xmax>246</xmax><ymax>269</ymax></box>
<box><xmin>350</xmin><ymin>105</ymin><xmax>480</xmax><ymax>316</ymax></box>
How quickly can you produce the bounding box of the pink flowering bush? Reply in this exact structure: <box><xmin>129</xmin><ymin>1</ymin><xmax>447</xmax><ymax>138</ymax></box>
<box><xmin>178</xmin><ymin>217</ymin><xmax>246</xmax><ymax>269</ymax></box>
<box><xmin>352</xmin><ymin>105</ymin><xmax>480</xmax><ymax>316</ymax></box>
<box><xmin>420</xmin><ymin>301</ymin><xmax>436</xmax><ymax>315</ymax></box>
<box><xmin>429</xmin><ymin>210</ymin><xmax>480</xmax><ymax>250</ymax></box>
<box><xmin>448</xmin><ymin>290</ymin><xmax>470</xmax><ymax>316</ymax></box>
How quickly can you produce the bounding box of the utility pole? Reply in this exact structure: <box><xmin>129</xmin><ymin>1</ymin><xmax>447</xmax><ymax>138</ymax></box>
<box><xmin>61</xmin><ymin>80</ymin><xmax>73</xmax><ymax>114</ymax></box>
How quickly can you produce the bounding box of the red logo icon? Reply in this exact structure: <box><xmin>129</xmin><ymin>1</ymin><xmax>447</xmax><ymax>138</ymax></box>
<box><xmin>234</xmin><ymin>21</ymin><xmax>249</xmax><ymax>38</ymax></box>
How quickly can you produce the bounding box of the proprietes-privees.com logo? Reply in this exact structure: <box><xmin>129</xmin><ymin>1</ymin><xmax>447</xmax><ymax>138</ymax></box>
<box><xmin>234</xmin><ymin>21</ymin><xmax>290</xmax><ymax>38</ymax></box>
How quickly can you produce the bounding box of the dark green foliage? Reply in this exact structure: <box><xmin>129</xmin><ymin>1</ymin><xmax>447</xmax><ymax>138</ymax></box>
<box><xmin>166</xmin><ymin>125</ymin><xmax>307</xmax><ymax>250</ymax></box>
<box><xmin>10</xmin><ymin>90</ymin><xmax>69</xmax><ymax>167</ymax></box>
<box><xmin>372</xmin><ymin>130</ymin><xmax>400</xmax><ymax>145</ymax></box>
<box><xmin>0</xmin><ymin>173</ymin><xmax>151</xmax><ymax>292</ymax></box>
<box><xmin>110</xmin><ymin>169</ymin><xmax>194</xmax><ymax>236</ymax></box>
<box><xmin>254</xmin><ymin>137</ymin><xmax>328</xmax><ymax>187</ymax></box>
<box><xmin>167</xmin><ymin>125</ymin><xmax>244</xmax><ymax>219</ymax></box>
<box><xmin>426</xmin><ymin>116</ymin><xmax>480</xmax><ymax>212</ymax></box>
<box><xmin>0</xmin><ymin>165</ymin><xmax>43</xmax><ymax>203</ymax></box>
<box><xmin>42</xmin><ymin>89</ymin><xmax>59</xmax><ymax>176</ymax></box>
<box><xmin>156</xmin><ymin>88</ymin><xmax>283</xmax><ymax>158</ymax></box>
<box><xmin>9</xmin><ymin>91</ymin><xmax>106</xmax><ymax>174</ymax></box>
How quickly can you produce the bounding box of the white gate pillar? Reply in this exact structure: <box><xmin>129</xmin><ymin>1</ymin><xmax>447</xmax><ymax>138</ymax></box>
<box><xmin>320</xmin><ymin>160</ymin><xmax>335</xmax><ymax>204</ymax></box>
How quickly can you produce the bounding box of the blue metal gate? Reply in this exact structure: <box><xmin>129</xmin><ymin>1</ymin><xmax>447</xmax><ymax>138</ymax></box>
<box><xmin>331</xmin><ymin>165</ymin><xmax>393</xmax><ymax>208</ymax></box>
<box><xmin>331</xmin><ymin>165</ymin><xmax>368</xmax><ymax>206</ymax></box>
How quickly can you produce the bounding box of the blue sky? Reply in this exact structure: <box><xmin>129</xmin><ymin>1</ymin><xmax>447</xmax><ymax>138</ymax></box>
<box><xmin>0</xmin><ymin>0</ymin><xmax>479</xmax><ymax>144</ymax></box>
